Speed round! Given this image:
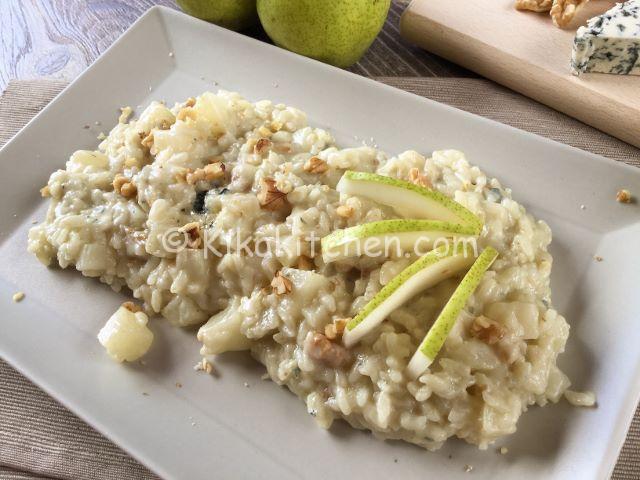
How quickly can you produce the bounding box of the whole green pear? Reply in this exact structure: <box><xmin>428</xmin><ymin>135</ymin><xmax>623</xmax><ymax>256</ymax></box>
<box><xmin>257</xmin><ymin>0</ymin><xmax>390</xmax><ymax>68</ymax></box>
<box><xmin>177</xmin><ymin>0</ymin><xmax>259</xmax><ymax>31</ymax></box>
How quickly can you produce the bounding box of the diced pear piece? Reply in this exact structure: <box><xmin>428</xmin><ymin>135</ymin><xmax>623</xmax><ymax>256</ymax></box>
<box><xmin>337</xmin><ymin>171</ymin><xmax>482</xmax><ymax>231</ymax></box>
<box><xmin>342</xmin><ymin>243</ymin><xmax>478</xmax><ymax>348</ymax></box>
<box><xmin>406</xmin><ymin>246</ymin><xmax>498</xmax><ymax>379</ymax></box>
<box><xmin>321</xmin><ymin>219</ymin><xmax>479</xmax><ymax>263</ymax></box>
<box><xmin>98</xmin><ymin>305</ymin><xmax>154</xmax><ymax>362</ymax></box>
<box><xmin>197</xmin><ymin>298</ymin><xmax>252</xmax><ymax>355</ymax></box>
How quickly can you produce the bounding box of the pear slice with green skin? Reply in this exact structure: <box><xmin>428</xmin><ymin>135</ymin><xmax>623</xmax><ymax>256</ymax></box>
<box><xmin>321</xmin><ymin>219</ymin><xmax>478</xmax><ymax>263</ymax></box>
<box><xmin>342</xmin><ymin>243</ymin><xmax>478</xmax><ymax>348</ymax></box>
<box><xmin>406</xmin><ymin>246</ymin><xmax>499</xmax><ymax>380</ymax></box>
<box><xmin>336</xmin><ymin>171</ymin><xmax>482</xmax><ymax>232</ymax></box>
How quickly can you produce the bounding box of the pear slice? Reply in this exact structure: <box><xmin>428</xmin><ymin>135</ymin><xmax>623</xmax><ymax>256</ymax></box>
<box><xmin>342</xmin><ymin>243</ymin><xmax>478</xmax><ymax>348</ymax></box>
<box><xmin>337</xmin><ymin>171</ymin><xmax>482</xmax><ymax>232</ymax></box>
<box><xmin>321</xmin><ymin>219</ymin><xmax>479</xmax><ymax>263</ymax></box>
<box><xmin>406</xmin><ymin>246</ymin><xmax>499</xmax><ymax>380</ymax></box>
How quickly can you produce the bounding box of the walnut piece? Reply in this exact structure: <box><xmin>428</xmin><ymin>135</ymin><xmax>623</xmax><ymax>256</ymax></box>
<box><xmin>140</xmin><ymin>132</ymin><xmax>154</xmax><ymax>150</ymax></box>
<box><xmin>186</xmin><ymin>162</ymin><xmax>226</xmax><ymax>185</ymax></box>
<box><xmin>176</xmin><ymin>107</ymin><xmax>197</xmax><ymax>122</ymax></box>
<box><xmin>258</xmin><ymin>178</ymin><xmax>289</xmax><ymax>211</ymax></box>
<box><xmin>306</xmin><ymin>332</ymin><xmax>352</xmax><ymax>369</ymax></box>
<box><xmin>408</xmin><ymin>167</ymin><xmax>432</xmax><ymax>188</ymax></box>
<box><xmin>550</xmin><ymin>0</ymin><xmax>589</xmax><ymax>27</ymax></box>
<box><xmin>179</xmin><ymin>221</ymin><xmax>202</xmax><ymax>249</ymax></box>
<box><xmin>296</xmin><ymin>255</ymin><xmax>315</xmax><ymax>271</ymax></box>
<box><xmin>336</xmin><ymin>205</ymin><xmax>354</xmax><ymax>218</ymax></box>
<box><xmin>254</xmin><ymin>138</ymin><xmax>272</xmax><ymax>155</ymax></box>
<box><xmin>304</xmin><ymin>156</ymin><xmax>329</xmax><ymax>174</ymax></box>
<box><xmin>515</xmin><ymin>0</ymin><xmax>552</xmax><ymax>12</ymax></box>
<box><xmin>118</xmin><ymin>106</ymin><xmax>133</xmax><ymax>124</ymax></box>
<box><xmin>271</xmin><ymin>271</ymin><xmax>293</xmax><ymax>295</ymax></box>
<box><xmin>324</xmin><ymin>318</ymin><xmax>348</xmax><ymax>340</ymax></box>
<box><xmin>470</xmin><ymin>315</ymin><xmax>505</xmax><ymax>344</ymax></box>
<box><xmin>122</xmin><ymin>301</ymin><xmax>143</xmax><ymax>313</ymax></box>
<box><xmin>616</xmin><ymin>189</ymin><xmax>632</xmax><ymax>204</ymax></box>
<box><xmin>113</xmin><ymin>174</ymin><xmax>137</xmax><ymax>199</ymax></box>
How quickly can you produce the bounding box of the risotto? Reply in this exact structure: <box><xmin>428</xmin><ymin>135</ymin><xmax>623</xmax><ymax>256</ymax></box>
<box><xmin>29</xmin><ymin>91</ymin><xmax>577</xmax><ymax>450</ymax></box>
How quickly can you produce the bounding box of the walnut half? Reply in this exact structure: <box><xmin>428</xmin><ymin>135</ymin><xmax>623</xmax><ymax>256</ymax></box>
<box><xmin>470</xmin><ymin>315</ymin><xmax>505</xmax><ymax>344</ymax></box>
<box><xmin>178</xmin><ymin>222</ymin><xmax>203</xmax><ymax>249</ymax></box>
<box><xmin>257</xmin><ymin>178</ymin><xmax>289</xmax><ymax>211</ymax></box>
<box><xmin>515</xmin><ymin>0</ymin><xmax>552</xmax><ymax>12</ymax></box>
<box><xmin>306</xmin><ymin>332</ymin><xmax>352</xmax><ymax>369</ymax></box>
<box><xmin>550</xmin><ymin>0</ymin><xmax>589</xmax><ymax>28</ymax></box>
<box><xmin>113</xmin><ymin>174</ymin><xmax>137</xmax><ymax>199</ymax></box>
<box><xmin>271</xmin><ymin>271</ymin><xmax>293</xmax><ymax>295</ymax></box>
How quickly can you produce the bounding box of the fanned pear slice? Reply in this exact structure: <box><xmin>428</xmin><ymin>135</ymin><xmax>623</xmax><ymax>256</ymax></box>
<box><xmin>406</xmin><ymin>246</ymin><xmax>499</xmax><ymax>380</ymax></box>
<box><xmin>321</xmin><ymin>219</ymin><xmax>479</xmax><ymax>263</ymax></box>
<box><xmin>342</xmin><ymin>243</ymin><xmax>478</xmax><ymax>348</ymax></box>
<box><xmin>336</xmin><ymin>171</ymin><xmax>482</xmax><ymax>231</ymax></box>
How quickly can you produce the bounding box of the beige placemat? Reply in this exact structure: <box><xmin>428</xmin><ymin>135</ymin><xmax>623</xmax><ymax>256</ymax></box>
<box><xmin>0</xmin><ymin>79</ymin><xmax>638</xmax><ymax>480</ymax></box>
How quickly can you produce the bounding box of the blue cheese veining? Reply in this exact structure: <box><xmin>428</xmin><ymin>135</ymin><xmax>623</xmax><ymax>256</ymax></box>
<box><xmin>571</xmin><ymin>0</ymin><xmax>640</xmax><ymax>75</ymax></box>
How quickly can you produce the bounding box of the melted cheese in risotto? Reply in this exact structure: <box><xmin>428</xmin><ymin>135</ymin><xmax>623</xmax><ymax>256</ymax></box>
<box><xmin>29</xmin><ymin>91</ymin><xmax>575</xmax><ymax>450</ymax></box>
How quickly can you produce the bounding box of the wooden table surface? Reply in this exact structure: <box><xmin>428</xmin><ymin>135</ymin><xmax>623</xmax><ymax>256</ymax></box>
<box><xmin>0</xmin><ymin>0</ymin><xmax>471</xmax><ymax>93</ymax></box>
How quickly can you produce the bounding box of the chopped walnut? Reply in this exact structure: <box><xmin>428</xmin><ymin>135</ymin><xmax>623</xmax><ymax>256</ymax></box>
<box><xmin>179</xmin><ymin>222</ymin><xmax>202</xmax><ymax>249</ymax></box>
<box><xmin>118</xmin><ymin>106</ymin><xmax>133</xmax><ymax>124</ymax></box>
<box><xmin>194</xmin><ymin>358</ymin><xmax>215</xmax><ymax>374</ymax></box>
<box><xmin>616</xmin><ymin>189</ymin><xmax>632</xmax><ymax>204</ymax></box>
<box><xmin>466</xmin><ymin>384</ymin><xmax>486</xmax><ymax>396</ymax></box>
<box><xmin>176</xmin><ymin>107</ymin><xmax>197</xmax><ymax>122</ymax></box>
<box><xmin>324</xmin><ymin>318</ymin><xmax>348</xmax><ymax>340</ymax></box>
<box><xmin>186</xmin><ymin>162</ymin><xmax>225</xmax><ymax>185</ymax></box>
<box><xmin>174</xmin><ymin>167</ymin><xmax>190</xmax><ymax>183</ymax></box>
<box><xmin>271</xmin><ymin>271</ymin><xmax>293</xmax><ymax>295</ymax></box>
<box><xmin>470</xmin><ymin>315</ymin><xmax>505</xmax><ymax>344</ymax></box>
<box><xmin>254</xmin><ymin>138</ymin><xmax>272</xmax><ymax>155</ymax></box>
<box><xmin>336</xmin><ymin>205</ymin><xmax>354</xmax><ymax>218</ymax></box>
<box><xmin>141</xmin><ymin>132</ymin><xmax>154</xmax><ymax>151</ymax></box>
<box><xmin>40</xmin><ymin>185</ymin><xmax>50</xmax><ymax>197</ymax></box>
<box><xmin>515</xmin><ymin>0</ymin><xmax>552</xmax><ymax>11</ymax></box>
<box><xmin>122</xmin><ymin>301</ymin><xmax>143</xmax><ymax>313</ymax></box>
<box><xmin>303</xmin><ymin>156</ymin><xmax>329</xmax><ymax>174</ymax></box>
<box><xmin>258</xmin><ymin>178</ymin><xmax>289</xmax><ymax>211</ymax></box>
<box><xmin>550</xmin><ymin>0</ymin><xmax>588</xmax><ymax>28</ymax></box>
<box><xmin>306</xmin><ymin>332</ymin><xmax>352</xmax><ymax>369</ymax></box>
<box><xmin>113</xmin><ymin>174</ymin><xmax>137</xmax><ymax>199</ymax></box>
<box><xmin>408</xmin><ymin>167</ymin><xmax>432</xmax><ymax>188</ymax></box>
<box><xmin>296</xmin><ymin>255</ymin><xmax>315</xmax><ymax>271</ymax></box>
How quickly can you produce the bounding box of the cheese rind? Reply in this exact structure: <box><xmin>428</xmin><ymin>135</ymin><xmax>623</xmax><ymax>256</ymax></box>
<box><xmin>571</xmin><ymin>1</ymin><xmax>640</xmax><ymax>75</ymax></box>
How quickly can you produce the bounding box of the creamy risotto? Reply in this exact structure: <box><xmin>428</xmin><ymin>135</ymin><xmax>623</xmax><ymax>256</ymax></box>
<box><xmin>29</xmin><ymin>91</ymin><xmax>580</xmax><ymax>450</ymax></box>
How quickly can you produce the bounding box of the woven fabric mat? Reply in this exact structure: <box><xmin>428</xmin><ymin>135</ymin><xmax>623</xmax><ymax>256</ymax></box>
<box><xmin>0</xmin><ymin>79</ymin><xmax>638</xmax><ymax>480</ymax></box>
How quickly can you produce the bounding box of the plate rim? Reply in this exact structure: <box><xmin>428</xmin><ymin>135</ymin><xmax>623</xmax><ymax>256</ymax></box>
<box><xmin>0</xmin><ymin>5</ymin><xmax>638</xmax><ymax>480</ymax></box>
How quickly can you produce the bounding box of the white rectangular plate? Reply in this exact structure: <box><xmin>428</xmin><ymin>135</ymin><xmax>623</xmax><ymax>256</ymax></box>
<box><xmin>1</xmin><ymin>7</ymin><xmax>639</xmax><ymax>480</ymax></box>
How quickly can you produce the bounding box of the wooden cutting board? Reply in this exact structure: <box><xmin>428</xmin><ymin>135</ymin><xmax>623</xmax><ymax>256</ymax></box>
<box><xmin>400</xmin><ymin>0</ymin><xmax>640</xmax><ymax>149</ymax></box>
